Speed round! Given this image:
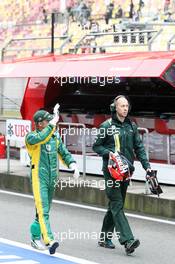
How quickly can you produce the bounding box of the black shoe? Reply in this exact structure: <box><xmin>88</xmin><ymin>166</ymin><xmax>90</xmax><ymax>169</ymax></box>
<box><xmin>98</xmin><ymin>239</ymin><xmax>115</xmax><ymax>249</ymax></box>
<box><xmin>48</xmin><ymin>240</ymin><xmax>59</xmax><ymax>255</ymax></box>
<box><xmin>125</xmin><ymin>239</ymin><xmax>140</xmax><ymax>255</ymax></box>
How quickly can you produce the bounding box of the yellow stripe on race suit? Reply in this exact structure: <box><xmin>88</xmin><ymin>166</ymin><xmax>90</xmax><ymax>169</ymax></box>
<box><xmin>31</xmin><ymin>145</ymin><xmax>50</xmax><ymax>245</ymax></box>
<box><xmin>107</xmin><ymin>119</ymin><xmax>120</xmax><ymax>153</ymax></box>
<box><xmin>25</xmin><ymin>127</ymin><xmax>55</xmax><ymax>160</ymax></box>
<box><xmin>114</xmin><ymin>133</ymin><xmax>120</xmax><ymax>152</ymax></box>
<box><xmin>25</xmin><ymin>127</ymin><xmax>55</xmax><ymax>155</ymax></box>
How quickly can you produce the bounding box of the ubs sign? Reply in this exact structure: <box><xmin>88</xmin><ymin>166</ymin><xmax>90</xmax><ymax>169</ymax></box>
<box><xmin>6</xmin><ymin>119</ymin><xmax>31</xmax><ymax>143</ymax></box>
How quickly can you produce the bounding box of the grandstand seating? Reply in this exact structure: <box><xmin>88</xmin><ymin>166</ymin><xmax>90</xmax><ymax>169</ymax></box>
<box><xmin>0</xmin><ymin>0</ymin><xmax>175</xmax><ymax>61</ymax></box>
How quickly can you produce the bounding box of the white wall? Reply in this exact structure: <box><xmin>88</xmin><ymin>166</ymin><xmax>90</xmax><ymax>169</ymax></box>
<box><xmin>0</xmin><ymin>77</ymin><xmax>27</xmax><ymax>116</ymax></box>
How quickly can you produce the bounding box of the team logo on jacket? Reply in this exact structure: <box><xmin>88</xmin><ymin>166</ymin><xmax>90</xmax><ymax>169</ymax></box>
<box><xmin>46</xmin><ymin>144</ymin><xmax>51</xmax><ymax>152</ymax></box>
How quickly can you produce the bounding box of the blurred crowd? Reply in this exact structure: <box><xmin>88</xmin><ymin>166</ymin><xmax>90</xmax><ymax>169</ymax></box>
<box><xmin>61</xmin><ymin>0</ymin><xmax>175</xmax><ymax>26</ymax></box>
<box><xmin>0</xmin><ymin>0</ymin><xmax>175</xmax><ymax>60</ymax></box>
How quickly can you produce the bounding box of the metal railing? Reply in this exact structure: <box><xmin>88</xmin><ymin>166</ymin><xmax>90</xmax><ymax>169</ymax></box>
<box><xmin>73</xmin><ymin>29</ymin><xmax>162</xmax><ymax>53</ymax></box>
<box><xmin>60</xmin><ymin>34</ymin><xmax>73</xmax><ymax>54</ymax></box>
<box><xmin>137</xmin><ymin>127</ymin><xmax>151</xmax><ymax>195</ymax></box>
<box><xmin>58</xmin><ymin>122</ymin><xmax>86</xmax><ymax>178</ymax></box>
<box><xmin>167</xmin><ymin>34</ymin><xmax>175</xmax><ymax>51</ymax></box>
<box><xmin>57</xmin><ymin>123</ymin><xmax>150</xmax><ymax>179</ymax></box>
<box><xmin>1</xmin><ymin>35</ymin><xmax>72</xmax><ymax>61</ymax></box>
<box><xmin>148</xmin><ymin>28</ymin><xmax>163</xmax><ymax>51</ymax></box>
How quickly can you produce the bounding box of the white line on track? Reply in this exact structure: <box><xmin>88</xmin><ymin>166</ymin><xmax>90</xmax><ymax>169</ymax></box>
<box><xmin>0</xmin><ymin>189</ymin><xmax>175</xmax><ymax>226</ymax></box>
<box><xmin>0</xmin><ymin>238</ymin><xmax>100</xmax><ymax>264</ymax></box>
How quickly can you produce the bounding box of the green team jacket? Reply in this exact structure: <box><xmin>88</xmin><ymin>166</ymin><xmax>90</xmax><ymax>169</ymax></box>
<box><xmin>92</xmin><ymin>115</ymin><xmax>150</xmax><ymax>171</ymax></box>
<box><xmin>25</xmin><ymin>124</ymin><xmax>75</xmax><ymax>181</ymax></box>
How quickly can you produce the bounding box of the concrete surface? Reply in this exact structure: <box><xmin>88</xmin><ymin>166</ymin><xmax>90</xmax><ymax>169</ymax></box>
<box><xmin>1</xmin><ymin>191</ymin><xmax>175</xmax><ymax>264</ymax></box>
<box><xmin>0</xmin><ymin>159</ymin><xmax>175</xmax><ymax>219</ymax></box>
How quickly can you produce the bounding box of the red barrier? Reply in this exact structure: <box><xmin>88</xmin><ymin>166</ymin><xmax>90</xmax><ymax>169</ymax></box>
<box><xmin>0</xmin><ymin>135</ymin><xmax>6</xmax><ymax>158</ymax></box>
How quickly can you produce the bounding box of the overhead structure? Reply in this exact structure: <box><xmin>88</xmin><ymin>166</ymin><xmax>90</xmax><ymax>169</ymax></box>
<box><xmin>0</xmin><ymin>51</ymin><xmax>175</xmax><ymax>182</ymax></box>
<box><xmin>0</xmin><ymin>51</ymin><xmax>174</xmax><ymax>120</ymax></box>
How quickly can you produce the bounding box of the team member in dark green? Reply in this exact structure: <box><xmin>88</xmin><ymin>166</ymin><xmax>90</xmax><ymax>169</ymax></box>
<box><xmin>93</xmin><ymin>95</ymin><xmax>151</xmax><ymax>255</ymax></box>
<box><xmin>25</xmin><ymin>106</ymin><xmax>79</xmax><ymax>254</ymax></box>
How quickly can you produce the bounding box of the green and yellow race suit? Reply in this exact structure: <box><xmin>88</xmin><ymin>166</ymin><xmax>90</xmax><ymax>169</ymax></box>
<box><xmin>25</xmin><ymin>124</ymin><xmax>75</xmax><ymax>245</ymax></box>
